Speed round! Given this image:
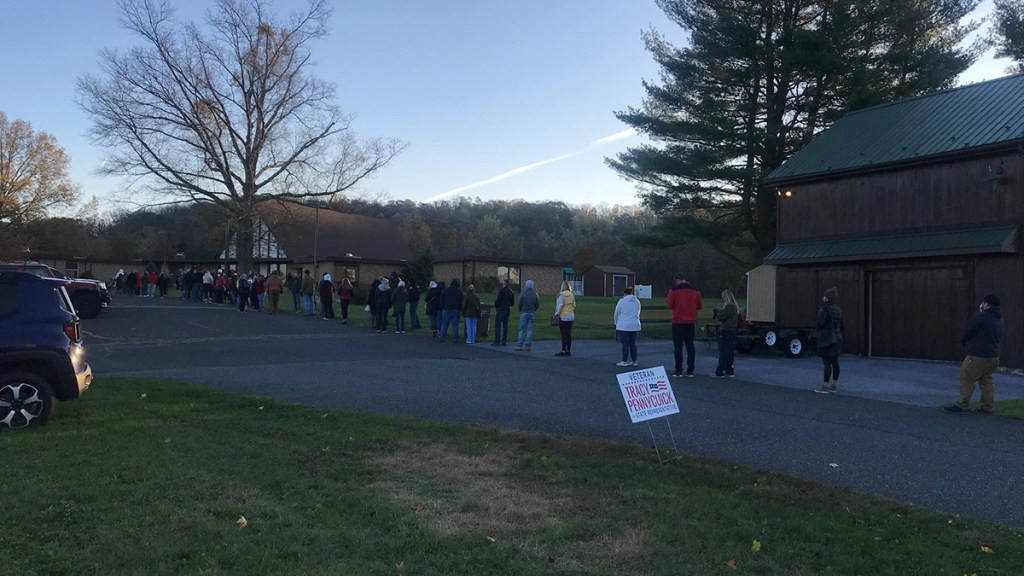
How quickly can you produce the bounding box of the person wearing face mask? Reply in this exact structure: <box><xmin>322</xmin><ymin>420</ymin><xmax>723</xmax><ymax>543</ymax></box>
<box><xmin>814</xmin><ymin>287</ymin><xmax>844</xmax><ymax>394</ymax></box>
<box><xmin>944</xmin><ymin>294</ymin><xmax>1003</xmax><ymax>415</ymax></box>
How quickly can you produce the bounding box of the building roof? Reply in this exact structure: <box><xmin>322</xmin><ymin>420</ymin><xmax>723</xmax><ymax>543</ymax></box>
<box><xmin>260</xmin><ymin>202</ymin><xmax>413</xmax><ymax>263</ymax></box>
<box><xmin>765</xmin><ymin>74</ymin><xmax>1024</xmax><ymax>184</ymax></box>
<box><xmin>585</xmin><ymin>265</ymin><xmax>637</xmax><ymax>275</ymax></box>
<box><xmin>763</xmin><ymin>225</ymin><xmax>1018</xmax><ymax>264</ymax></box>
<box><xmin>434</xmin><ymin>254</ymin><xmax>570</xmax><ymax>267</ymax></box>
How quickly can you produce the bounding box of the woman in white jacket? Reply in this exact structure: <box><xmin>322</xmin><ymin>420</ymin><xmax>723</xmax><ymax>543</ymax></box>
<box><xmin>613</xmin><ymin>286</ymin><xmax>642</xmax><ymax>366</ymax></box>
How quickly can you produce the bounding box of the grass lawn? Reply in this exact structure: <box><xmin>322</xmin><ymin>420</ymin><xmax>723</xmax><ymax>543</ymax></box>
<box><xmin>4</xmin><ymin>377</ymin><xmax>1022</xmax><ymax>575</ymax></box>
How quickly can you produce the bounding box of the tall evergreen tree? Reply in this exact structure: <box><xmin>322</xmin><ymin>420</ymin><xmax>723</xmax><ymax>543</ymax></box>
<box><xmin>993</xmin><ymin>0</ymin><xmax>1024</xmax><ymax>72</ymax></box>
<box><xmin>608</xmin><ymin>0</ymin><xmax>982</xmax><ymax>261</ymax></box>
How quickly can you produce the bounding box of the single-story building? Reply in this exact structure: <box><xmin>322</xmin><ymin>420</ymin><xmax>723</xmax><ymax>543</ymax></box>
<box><xmin>433</xmin><ymin>255</ymin><xmax>572</xmax><ymax>295</ymax></box>
<box><xmin>582</xmin><ymin>265</ymin><xmax>637</xmax><ymax>297</ymax></box>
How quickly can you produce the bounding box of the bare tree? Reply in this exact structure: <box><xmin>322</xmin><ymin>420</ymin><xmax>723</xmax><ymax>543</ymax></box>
<box><xmin>0</xmin><ymin>112</ymin><xmax>80</xmax><ymax>226</ymax></box>
<box><xmin>77</xmin><ymin>0</ymin><xmax>405</xmax><ymax>271</ymax></box>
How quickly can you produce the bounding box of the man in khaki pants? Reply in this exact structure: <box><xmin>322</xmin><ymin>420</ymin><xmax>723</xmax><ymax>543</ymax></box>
<box><xmin>945</xmin><ymin>294</ymin><xmax>1003</xmax><ymax>415</ymax></box>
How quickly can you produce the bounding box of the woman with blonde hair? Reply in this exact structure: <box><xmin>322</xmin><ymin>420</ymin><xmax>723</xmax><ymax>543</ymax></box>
<box><xmin>711</xmin><ymin>289</ymin><xmax>739</xmax><ymax>378</ymax></box>
<box><xmin>554</xmin><ymin>280</ymin><xmax>577</xmax><ymax>357</ymax></box>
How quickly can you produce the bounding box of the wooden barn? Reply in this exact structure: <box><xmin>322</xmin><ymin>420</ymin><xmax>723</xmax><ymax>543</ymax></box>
<box><xmin>582</xmin><ymin>265</ymin><xmax>637</xmax><ymax>297</ymax></box>
<box><xmin>762</xmin><ymin>74</ymin><xmax>1024</xmax><ymax>367</ymax></box>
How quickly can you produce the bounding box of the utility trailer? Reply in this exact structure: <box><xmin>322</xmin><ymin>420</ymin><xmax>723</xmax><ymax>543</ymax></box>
<box><xmin>708</xmin><ymin>265</ymin><xmax>817</xmax><ymax>358</ymax></box>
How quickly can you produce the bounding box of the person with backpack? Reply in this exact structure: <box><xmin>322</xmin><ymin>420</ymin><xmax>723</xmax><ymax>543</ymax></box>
<box><xmin>236</xmin><ymin>274</ymin><xmax>250</xmax><ymax>312</ymax></box>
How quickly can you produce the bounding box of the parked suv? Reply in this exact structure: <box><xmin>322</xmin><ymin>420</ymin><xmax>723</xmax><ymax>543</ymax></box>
<box><xmin>0</xmin><ymin>262</ymin><xmax>110</xmax><ymax>319</ymax></box>
<box><xmin>0</xmin><ymin>272</ymin><xmax>93</xmax><ymax>429</ymax></box>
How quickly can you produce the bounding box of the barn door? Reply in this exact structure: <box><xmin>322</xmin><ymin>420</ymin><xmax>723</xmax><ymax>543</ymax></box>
<box><xmin>869</xmin><ymin>266</ymin><xmax>972</xmax><ymax>360</ymax></box>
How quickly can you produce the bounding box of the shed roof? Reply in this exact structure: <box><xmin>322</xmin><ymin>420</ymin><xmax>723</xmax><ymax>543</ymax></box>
<box><xmin>260</xmin><ymin>202</ymin><xmax>413</xmax><ymax>263</ymax></box>
<box><xmin>765</xmin><ymin>74</ymin><xmax>1024</xmax><ymax>183</ymax></box>
<box><xmin>585</xmin><ymin>265</ymin><xmax>637</xmax><ymax>275</ymax></box>
<box><xmin>763</xmin><ymin>226</ymin><xmax>1018</xmax><ymax>264</ymax></box>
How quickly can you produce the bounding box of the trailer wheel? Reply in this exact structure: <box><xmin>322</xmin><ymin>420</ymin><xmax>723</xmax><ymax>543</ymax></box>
<box><xmin>784</xmin><ymin>336</ymin><xmax>804</xmax><ymax>358</ymax></box>
<box><xmin>764</xmin><ymin>330</ymin><xmax>778</xmax><ymax>347</ymax></box>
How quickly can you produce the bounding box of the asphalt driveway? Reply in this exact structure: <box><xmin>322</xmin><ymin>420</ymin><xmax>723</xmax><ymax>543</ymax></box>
<box><xmin>83</xmin><ymin>296</ymin><xmax>1024</xmax><ymax>530</ymax></box>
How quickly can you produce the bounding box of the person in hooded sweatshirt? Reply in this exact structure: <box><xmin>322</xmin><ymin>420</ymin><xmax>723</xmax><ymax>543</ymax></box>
<box><xmin>375</xmin><ymin>277</ymin><xmax>392</xmax><ymax>333</ymax></box>
<box><xmin>814</xmin><ymin>287</ymin><xmax>844</xmax><ymax>394</ymax></box>
<box><xmin>392</xmin><ymin>280</ymin><xmax>408</xmax><ymax>333</ymax></box>
<box><xmin>613</xmin><ymin>286</ymin><xmax>642</xmax><ymax>367</ymax></box>
<box><xmin>462</xmin><ymin>284</ymin><xmax>481</xmax><ymax>344</ymax></box>
<box><xmin>514</xmin><ymin>280</ymin><xmax>540</xmax><ymax>351</ymax></box>
<box><xmin>945</xmin><ymin>294</ymin><xmax>1004</xmax><ymax>415</ymax></box>
<box><xmin>437</xmin><ymin>279</ymin><xmax>463</xmax><ymax>343</ymax></box>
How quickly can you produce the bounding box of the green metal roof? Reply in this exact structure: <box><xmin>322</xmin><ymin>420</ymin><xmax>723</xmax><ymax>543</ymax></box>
<box><xmin>765</xmin><ymin>74</ymin><xmax>1024</xmax><ymax>183</ymax></box>
<box><xmin>563</xmin><ymin>267</ymin><xmax>576</xmax><ymax>274</ymax></box>
<box><xmin>764</xmin><ymin>226</ymin><xmax>1018</xmax><ymax>264</ymax></box>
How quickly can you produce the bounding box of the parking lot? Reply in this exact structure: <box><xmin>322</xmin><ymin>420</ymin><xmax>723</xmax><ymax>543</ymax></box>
<box><xmin>83</xmin><ymin>296</ymin><xmax>1024</xmax><ymax>529</ymax></box>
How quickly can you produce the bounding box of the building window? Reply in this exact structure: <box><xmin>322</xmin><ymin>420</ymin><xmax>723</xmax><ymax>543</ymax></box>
<box><xmin>497</xmin><ymin>265</ymin><xmax>520</xmax><ymax>286</ymax></box>
<box><xmin>64</xmin><ymin>262</ymin><xmax>79</xmax><ymax>278</ymax></box>
<box><xmin>344</xmin><ymin>267</ymin><xmax>358</xmax><ymax>284</ymax></box>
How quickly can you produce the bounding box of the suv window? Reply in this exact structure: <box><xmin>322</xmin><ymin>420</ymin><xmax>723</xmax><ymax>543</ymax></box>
<box><xmin>0</xmin><ymin>283</ymin><xmax>18</xmax><ymax>318</ymax></box>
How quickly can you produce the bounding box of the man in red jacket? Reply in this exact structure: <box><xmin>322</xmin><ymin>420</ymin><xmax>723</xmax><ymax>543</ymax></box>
<box><xmin>666</xmin><ymin>274</ymin><xmax>703</xmax><ymax>377</ymax></box>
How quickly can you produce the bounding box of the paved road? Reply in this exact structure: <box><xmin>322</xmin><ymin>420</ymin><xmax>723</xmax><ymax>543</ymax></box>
<box><xmin>83</xmin><ymin>297</ymin><xmax>1024</xmax><ymax>529</ymax></box>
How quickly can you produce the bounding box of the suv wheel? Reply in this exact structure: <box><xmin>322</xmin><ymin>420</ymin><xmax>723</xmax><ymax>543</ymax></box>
<box><xmin>0</xmin><ymin>372</ymin><xmax>55</xmax><ymax>429</ymax></box>
<box><xmin>73</xmin><ymin>293</ymin><xmax>101</xmax><ymax>319</ymax></box>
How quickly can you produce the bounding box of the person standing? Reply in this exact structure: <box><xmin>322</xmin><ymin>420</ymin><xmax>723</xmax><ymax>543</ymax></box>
<box><xmin>711</xmin><ymin>289</ymin><xmax>739</xmax><ymax>378</ymax></box>
<box><xmin>554</xmin><ymin>281</ymin><xmax>576</xmax><ymax>357</ymax></box>
<box><xmin>392</xmin><ymin>280</ymin><xmax>408</xmax><ymax>333</ymax></box>
<box><xmin>437</xmin><ymin>279</ymin><xmax>463</xmax><ymax>343</ymax></box>
<box><xmin>514</xmin><ymin>280</ymin><xmax>540</xmax><ymax>352</ymax></box>
<box><xmin>462</xmin><ymin>284</ymin><xmax>481</xmax><ymax>344</ymax></box>
<box><xmin>286</xmin><ymin>272</ymin><xmax>301</xmax><ymax>313</ymax></box>
<box><xmin>319</xmin><ymin>273</ymin><xmax>335</xmax><ymax>319</ymax></box>
<box><xmin>814</xmin><ymin>287</ymin><xmax>844</xmax><ymax>393</ymax></box>
<box><xmin>614</xmin><ymin>286</ymin><xmax>642</xmax><ymax>366</ymax></box>
<box><xmin>148</xmin><ymin>270</ymin><xmax>159</xmax><ymax>298</ymax></box>
<box><xmin>425</xmin><ymin>281</ymin><xmax>441</xmax><ymax>338</ymax></box>
<box><xmin>945</xmin><ymin>294</ymin><xmax>1003</xmax><ymax>414</ymax></box>
<box><xmin>407</xmin><ymin>280</ymin><xmax>422</xmax><ymax>330</ymax></box>
<box><xmin>338</xmin><ymin>277</ymin><xmax>353</xmax><ymax>324</ymax></box>
<box><xmin>202</xmin><ymin>269</ymin><xmax>214</xmax><ymax>303</ymax></box>
<box><xmin>666</xmin><ymin>274</ymin><xmax>703</xmax><ymax>377</ymax></box>
<box><xmin>157</xmin><ymin>271</ymin><xmax>169</xmax><ymax>298</ymax></box>
<box><xmin>236</xmin><ymin>273</ymin><xmax>250</xmax><ymax>312</ymax></box>
<box><xmin>300</xmin><ymin>269</ymin><xmax>315</xmax><ymax>315</ymax></box>
<box><xmin>491</xmin><ymin>279</ymin><xmax>515</xmax><ymax>346</ymax></box>
<box><xmin>266</xmin><ymin>270</ymin><xmax>284</xmax><ymax>314</ymax></box>
<box><xmin>375</xmin><ymin>277</ymin><xmax>392</xmax><ymax>332</ymax></box>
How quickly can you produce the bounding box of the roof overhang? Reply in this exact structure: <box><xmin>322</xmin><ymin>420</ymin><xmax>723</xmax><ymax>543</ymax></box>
<box><xmin>765</xmin><ymin>226</ymin><xmax>1019</xmax><ymax>264</ymax></box>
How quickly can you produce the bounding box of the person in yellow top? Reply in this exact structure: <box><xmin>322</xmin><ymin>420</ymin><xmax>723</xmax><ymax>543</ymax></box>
<box><xmin>554</xmin><ymin>281</ymin><xmax>577</xmax><ymax>357</ymax></box>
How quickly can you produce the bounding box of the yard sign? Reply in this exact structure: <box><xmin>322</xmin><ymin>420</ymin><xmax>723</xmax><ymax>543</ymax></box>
<box><xmin>617</xmin><ymin>366</ymin><xmax>679</xmax><ymax>424</ymax></box>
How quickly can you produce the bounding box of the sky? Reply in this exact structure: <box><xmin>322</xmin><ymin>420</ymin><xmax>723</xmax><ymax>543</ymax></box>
<box><xmin>0</xmin><ymin>1</ymin><xmax>1015</xmax><ymax>216</ymax></box>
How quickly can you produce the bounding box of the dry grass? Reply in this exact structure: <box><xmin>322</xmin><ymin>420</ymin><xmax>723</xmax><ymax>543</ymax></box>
<box><xmin>369</xmin><ymin>442</ymin><xmax>652</xmax><ymax>573</ymax></box>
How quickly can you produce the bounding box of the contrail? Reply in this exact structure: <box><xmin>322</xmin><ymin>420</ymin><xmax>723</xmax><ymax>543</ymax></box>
<box><xmin>424</xmin><ymin>128</ymin><xmax>638</xmax><ymax>203</ymax></box>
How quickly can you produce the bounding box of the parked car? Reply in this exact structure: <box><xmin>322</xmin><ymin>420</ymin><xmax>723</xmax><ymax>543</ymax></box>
<box><xmin>0</xmin><ymin>262</ymin><xmax>110</xmax><ymax>319</ymax></box>
<box><xmin>0</xmin><ymin>272</ymin><xmax>93</xmax><ymax>429</ymax></box>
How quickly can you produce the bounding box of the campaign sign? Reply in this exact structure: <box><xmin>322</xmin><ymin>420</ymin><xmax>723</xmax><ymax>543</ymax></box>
<box><xmin>617</xmin><ymin>366</ymin><xmax>679</xmax><ymax>424</ymax></box>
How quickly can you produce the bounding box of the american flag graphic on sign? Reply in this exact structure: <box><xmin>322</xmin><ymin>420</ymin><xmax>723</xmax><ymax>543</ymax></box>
<box><xmin>649</xmin><ymin>380</ymin><xmax>668</xmax><ymax>393</ymax></box>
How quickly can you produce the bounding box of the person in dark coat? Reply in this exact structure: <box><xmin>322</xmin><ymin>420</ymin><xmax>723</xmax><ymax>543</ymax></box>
<box><xmin>407</xmin><ymin>281</ymin><xmax>421</xmax><ymax>330</ymax></box>
<box><xmin>437</xmin><ymin>279</ymin><xmax>463</xmax><ymax>343</ymax></box>
<box><xmin>375</xmin><ymin>278</ymin><xmax>392</xmax><ymax>333</ymax></box>
<box><xmin>814</xmin><ymin>287</ymin><xmax>844</xmax><ymax>394</ymax></box>
<box><xmin>236</xmin><ymin>274</ymin><xmax>250</xmax><ymax>312</ymax></box>
<box><xmin>392</xmin><ymin>280</ymin><xmax>408</xmax><ymax>333</ymax></box>
<box><xmin>491</xmin><ymin>279</ymin><xmax>515</xmax><ymax>346</ymax></box>
<box><xmin>945</xmin><ymin>294</ymin><xmax>1004</xmax><ymax>414</ymax></box>
<box><xmin>319</xmin><ymin>273</ymin><xmax>335</xmax><ymax>319</ymax></box>
<box><xmin>424</xmin><ymin>281</ymin><xmax>442</xmax><ymax>338</ymax></box>
<box><xmin>367</xmin><ymin>278</ymin><xmax>381</xmax><ymax>330</ymax></box>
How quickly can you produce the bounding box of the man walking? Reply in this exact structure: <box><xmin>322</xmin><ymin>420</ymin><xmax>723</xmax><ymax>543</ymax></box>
<box><xmin>945</xmin><ymin>294</ymin><xmax>1003</xmax><ymax>415</ymax></box>
<box><xmin>492</xmin><ymin>278</ymin><xmax>515</xmax><ymax>346</ymax></box>
<box><xmin>666</xmin><ymin>273</ymin><xmax>702</xmax><ymax>377</ymax></box>
<box><xmin>514</xmin><ymin>280</ymin><xmax>540</xmax><ymax>351</ymax></box>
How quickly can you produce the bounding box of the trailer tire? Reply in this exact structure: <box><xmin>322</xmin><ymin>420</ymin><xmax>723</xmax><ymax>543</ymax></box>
<box><xmin>764</xmin><ymin>330</ymin><xmax>778</xmax><ymax>347</ymax></box>
<box><xmin>783</xmin><ymin>336</ymin><xmax>804</xmax><ymax>358</ymax></box>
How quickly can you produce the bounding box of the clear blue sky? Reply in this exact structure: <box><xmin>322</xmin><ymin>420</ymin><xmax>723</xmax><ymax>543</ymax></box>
<box><xmin>0</xmin><ymin>1</ymin><xmax>1012</xmax><ymax>216</ymax></box>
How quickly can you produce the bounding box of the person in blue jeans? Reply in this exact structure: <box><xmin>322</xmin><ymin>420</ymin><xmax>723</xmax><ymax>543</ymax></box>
<box><xmin>437</xmin><ymin>279</ymin><xmax>463</xmax><ymax>343</ymax></box>
<box><xmin>613</xmin><ymin>285</ymin><xmax>641</xmax><ymax>366</ymax></box>
<box><xmin>514</xmin><ymin>279</ymin><xmax>540</xmax><ymax>351</ymax></box>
